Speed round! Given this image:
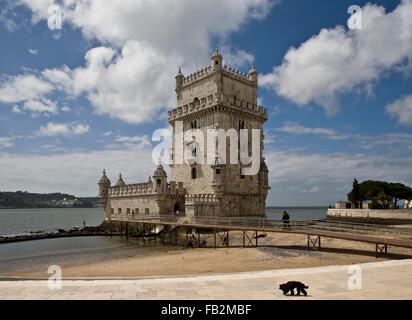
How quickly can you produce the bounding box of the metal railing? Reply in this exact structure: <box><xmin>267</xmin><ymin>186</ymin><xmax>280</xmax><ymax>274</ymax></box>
<box><xmin>110</xmin><ymin>214</ymin><xmax>412</xmax><ymax>239</ymax></box>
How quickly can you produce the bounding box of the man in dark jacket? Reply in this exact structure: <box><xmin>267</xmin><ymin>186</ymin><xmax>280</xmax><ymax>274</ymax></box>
<box><xmin>281</xmin><ymin>211</ymin><xmax>290</xmax><ymax>230</ymax></box>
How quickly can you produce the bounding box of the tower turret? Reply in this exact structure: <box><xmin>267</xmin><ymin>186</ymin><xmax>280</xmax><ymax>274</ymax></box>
<box><xmin>116</xmin><ymin>173</ymin><xmax>126</xmax><ymax>186</ymax></box>
<box><xmin>175</xmin><ymin>67</ymin><xmax>184</xmax><ymax>89</ymax></box>
<box><xmin>152</xmin><ymin>161</ymin><xmax>168</xmax><ymax>193</ymax></box>
<box><xmin>211</xmin><ymin>47</ymin><xmax>223</xmax><ymax>71</ymax></box>
<box><xmin>247</xmin><ymin>64</ymin><xmax>258</xmax><ymax>84</ymax></box>
<box><xmin>98</xmin><ymin>169</ymin><xmax>111</xmax><ymax>208</ymax></box>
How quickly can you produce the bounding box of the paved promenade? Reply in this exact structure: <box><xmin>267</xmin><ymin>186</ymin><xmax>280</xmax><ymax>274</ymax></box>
<box><xmin>1</xmin><ymin>259</ymin><xmax>411</xmax><ymax>300</ymax></box>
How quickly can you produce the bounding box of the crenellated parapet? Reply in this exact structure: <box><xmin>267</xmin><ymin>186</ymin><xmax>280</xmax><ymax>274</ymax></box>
<box><xmin>181</xmin><ymin>65</ymin><xmax>214</xmax><ymax>87</ymax></box>
<box><xmin>108</xmin><ymin>181</ymin><xmax>154</xmax><ymax>197</ymax></box>
<box><xmin>179</xmin><ymin>64</ymin><xmax>255</xmax><ymax>88</ymax></box>
<box><xmin>168</xmin><ymin>93</ymin><xmax>267</xmax><ymax>122</ymax></box>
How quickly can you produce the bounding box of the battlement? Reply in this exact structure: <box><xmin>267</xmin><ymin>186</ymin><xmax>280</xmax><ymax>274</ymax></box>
<box><xmin>168</xmin><ymin>93</ymin><xmax>268</xmax><ymax>122</ymax></box>
<box><xmin>180</xmin><ymin>64</ymin><xmax>254</xmax><ymax>88</ymax></box>
<box><xmin>107</xmin><ymin>181</ymin><xmax>185</xmax><ymax>197</ymax></box>
<box><xmin>181</xmin><ymin>65</ymin><xmax>214</xmax><ymax>87</ymax></box>
<box><xmin>108</xmin><ymin>182</ymin><xmax>154</xmax><ymax>196</ymax></box>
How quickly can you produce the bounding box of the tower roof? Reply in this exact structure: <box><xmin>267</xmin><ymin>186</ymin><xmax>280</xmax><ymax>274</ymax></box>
<box><xmin>153</xmin><ymin>161</ymin><xmax>167</xmax><ymax>178</ymax></box>
<box><xmin>98</xmin><ymin>169</ymin><xmax>111</xmax><ymax>185</ymax></box>
<box><xmin>248</xmin><ymin>64</ymin><xmax>257</xmax><ymax>74</ymax></box>
<box><xmin>116</xmin><ymin>173</ymin><xmax>126</xmax><ymax>186</ymax></box>
<box><xmin>211</xmin><ymin>46</ymin><xmax>221</xmax><ymax>59</ymax></box>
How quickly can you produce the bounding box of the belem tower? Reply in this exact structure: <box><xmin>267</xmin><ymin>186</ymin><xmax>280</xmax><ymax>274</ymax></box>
<box><xmin>98</xmin><ymin>48</ymin><xmax>270</xmax><ymax>220</ymax></box>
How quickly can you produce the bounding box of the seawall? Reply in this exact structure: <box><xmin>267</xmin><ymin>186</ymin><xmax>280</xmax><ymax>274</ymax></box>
<box><xmin>327</xmin><ymin>208</ymin><xmax>412</xmax><ymax>224</ymax></box>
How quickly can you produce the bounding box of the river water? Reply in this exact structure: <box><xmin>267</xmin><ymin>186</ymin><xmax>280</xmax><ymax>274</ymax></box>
<box><xmin>0</xmin><ymin>207</ymin><xmax>328</xmax><ymax>276</ymax></box>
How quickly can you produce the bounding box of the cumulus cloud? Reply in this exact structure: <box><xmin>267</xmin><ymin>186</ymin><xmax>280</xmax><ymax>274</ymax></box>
<box><xmin>0</xmin><ymin>143</ymin><xmax>155</xmax><ymax>196</ymax></box>
<box><xmin>260</xmin><ymin>0</ymin><xmax>412</xmax><ymax>115</ymax></box>
<box><xmin>276</xmin><ymin>121</ymin><xmax>345</xmax><ymax>139</ymax></box>
<box><xmin>0</xmin><ymin>137</ymin><xmax>15</xmax><ymax>149</ymax></box>
<box><xmin>7</xmin><ymin>0</ymin><xmax>276</xmax><ymax>124</ymax></box>
<box><xmin>34</xmin><ymin>122</ymin><xmax>90</xmax><ymax>137</ymax></box>
<box><xmin>28</xmin><ymin>48</ymin><xmax>38</xmax><ymax>55</ymax></box>
<box><xmin>265</xmin><ymin>148</ymin><xmax>412</xmax><ymax>205</ymax></box>
<box><xmin>0</xmin><ymin>73</ymin><xmax>57</xmax><ymax>116</ymax></box>
<box><xmin>385</xmin><ymin>94</ymin><xmax>412</xmax><ymax>126</ymax></box>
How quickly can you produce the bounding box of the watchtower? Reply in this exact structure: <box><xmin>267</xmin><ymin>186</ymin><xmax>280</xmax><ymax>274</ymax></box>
<box><xmin>168</xmin><ymin>48</ymin><xmax>269</xmax><ymax>217</ymax></box>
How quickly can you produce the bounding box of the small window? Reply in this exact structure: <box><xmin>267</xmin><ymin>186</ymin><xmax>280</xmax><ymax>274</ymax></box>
<box><xmin>157</xmin><ymin>179</ymin><xmax>161</xmax><ymax>185</ymax></box>
<box><xmin>118</xmin><ymin>208</ymin><xmax>122</xmax><ymax>214</ymax></box>
<box><xmin>215</xmin><ymin>61</ymin><xmax>219</xmax><ymax>65</ymax></box>
<box><xmin>216</xmin><ymin>169</ymin><xmax>221</xmax><ymax>175</ymax></box>
<box><xmin>135</xmin><ymin>208</ymin><xmax>139</xmax><ymax>214</ymax></box>
<box><xmin>111</xmin><ymin>208</ymin><xmax>114</xmax><ymax>215</ymax></box>
<box><xmin>191</xmin><ymin>167</ymin><xmax>197</xmax><ymax>179</ymax></box>
<box><xmin>145</xmin><ymin>208</ymin><xmax>150</xmax><ymax>215</ymax></box>
<box><xmin>126</xmin><ymin>208</ymin><xmax>130</xmax><ymax>214</ymax></box>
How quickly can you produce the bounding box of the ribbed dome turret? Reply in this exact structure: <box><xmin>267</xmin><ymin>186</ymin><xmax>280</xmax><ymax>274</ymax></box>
<box><xmin>153</xmin><ymin>161</ymin><xmax>167</xmax><ymax>178</ymax></box>
<box><xmin>98</xmin><ymin>169</ymin><xmax>111</xmax><ymax>186</ymax></box>
<box><xmin>116</xmin><ymin>173</ymin><xmax>126</xmax><ymax>186</ymax></box>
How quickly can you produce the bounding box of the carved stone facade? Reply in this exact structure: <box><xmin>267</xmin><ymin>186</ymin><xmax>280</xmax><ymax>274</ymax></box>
<box><xmin>99</xmin><ymin>48</ymin><xmax>270</xmax><ymax>220</ymax></box>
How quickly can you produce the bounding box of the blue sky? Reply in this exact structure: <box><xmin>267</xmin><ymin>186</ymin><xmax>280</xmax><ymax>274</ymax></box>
<box><xmin>0</xmin><ymin>0</ymin><xmax>411</xmax><ymax>205</ymax></box>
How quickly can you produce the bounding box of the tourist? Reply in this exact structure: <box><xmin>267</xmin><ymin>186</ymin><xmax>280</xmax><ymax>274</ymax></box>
<box><xmin>223</xmin><ymin>231</ymin><xmax>228</xmax><ymax>246</ymax></box>
<box><xmin>281</xmin><ymin>211</ymin><xmax>290</xmax><ymax>230</ymax></box>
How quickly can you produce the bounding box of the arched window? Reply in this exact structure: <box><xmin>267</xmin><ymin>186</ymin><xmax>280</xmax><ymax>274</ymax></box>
<box><xmin>191</xmin><ymin>167</ymin><xmax>197</xmax><ymax>179</ymax></box>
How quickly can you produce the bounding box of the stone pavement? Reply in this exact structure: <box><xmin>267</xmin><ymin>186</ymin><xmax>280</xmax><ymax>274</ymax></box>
<box><xmin>0</xmin><ymin>259</ymin><xmax>411</xmax><ymax>300</ymax></box>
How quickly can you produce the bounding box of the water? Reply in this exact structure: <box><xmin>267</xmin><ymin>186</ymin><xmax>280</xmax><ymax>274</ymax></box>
<box><xmin>0</xmin><ymin>236</ymin><xmax>175</xmax><ymax>275</ymax></box>
<box><xmin>0</xmin><ymin>207</ymin><xmax>327</xmax><ymax>237</ymax></box>
<box><xmin>0</xmin><ymin>208</ymin><xmax>105</xmax><ymax>236</ymax></box>
<box><xmin>266</xmin><ymin>207</ymin><xmax>327</xmax><ymax>221</ymax></box>
<box><xmin>0</xmin><ymin>207</ymin><xmax>327</xmax><ymax>276</ymax></box>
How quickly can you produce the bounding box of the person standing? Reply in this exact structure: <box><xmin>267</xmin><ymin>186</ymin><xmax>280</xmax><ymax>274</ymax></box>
<box><xmin>281</xmin><ymin>211</ymin><xmax>290</xmax><ymax>230</ymax></box>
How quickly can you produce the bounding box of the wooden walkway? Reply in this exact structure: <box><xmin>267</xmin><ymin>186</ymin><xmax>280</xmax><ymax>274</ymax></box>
<box><xmin>108</xmin><ymin>215</ymin><xmax>412</xmax><ymax>257</ymax></box>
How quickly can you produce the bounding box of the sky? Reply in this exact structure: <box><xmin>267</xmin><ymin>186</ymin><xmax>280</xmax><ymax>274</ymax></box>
<box><xmin>0</xmin><ymin>0</ymin><xmax>411</xmax><ymax>206</ymax></box>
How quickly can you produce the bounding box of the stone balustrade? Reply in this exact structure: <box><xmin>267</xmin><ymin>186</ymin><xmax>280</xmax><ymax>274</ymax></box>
<box><xmin>168</xmin><ymin>93</ymin><xmax>267</xmax><ymax>121</ymax></box>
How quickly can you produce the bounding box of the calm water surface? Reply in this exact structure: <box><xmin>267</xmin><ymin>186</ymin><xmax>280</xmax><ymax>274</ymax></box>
<box><xmin>0</xmin><ymin>208</ymin><xmax>105</xmax><ymax>236</ymax></box>
<box><xmin>0</xmin><ymin>207</ymin><xmax>327</xmax><ymax>275</ymax></box>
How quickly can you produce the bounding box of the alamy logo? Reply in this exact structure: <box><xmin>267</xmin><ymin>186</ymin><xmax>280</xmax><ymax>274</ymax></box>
<box><xmin>347</xmin><ymin>265</ymin><xmax>362</xmax><ymax>290</ymax></box>
<box><xmin>347</xmin><ymin>5</ymin><xmax>362</xmax><ymax>30</ymax></box>
<box><xmin>48</xmin><ymin>265</ymin><xmax>62</xmax><ymax>290</ymax></box>
<box><xmin>48</xmin><ymin>5</ymin><xmax>63</xmax><ymax>30</ymax></box>
<box><xmin>152</xmin><ymin>121</ymin><xmax>261</xmax><ymax>175</ymax></box>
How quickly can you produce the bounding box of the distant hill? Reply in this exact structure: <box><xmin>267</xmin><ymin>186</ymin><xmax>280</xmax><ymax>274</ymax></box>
<box><xmin>0</xmin><ymin>191</ymin><xmax>101</xmax><ymax>209</ymax></box>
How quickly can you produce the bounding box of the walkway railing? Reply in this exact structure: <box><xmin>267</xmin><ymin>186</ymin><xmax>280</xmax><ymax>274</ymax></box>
<box><xmin>110</xmin><ymin>215</ymin><xmax>412</xmax><ymax>239</ymax></box>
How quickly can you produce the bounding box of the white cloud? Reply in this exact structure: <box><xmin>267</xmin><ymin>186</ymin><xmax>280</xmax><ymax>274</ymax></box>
<box><xmin>28</xmin><ymin>48</ymin><xmax>38</xmax><ymax>55</ymax></box>
<box><xmin>260</xmin><ymin>0</ymin><xmax>412</xmax><ymax>115</ymax></box>
<box><xmin>71</xmin><ymin>42</ymin><xmax>178</xmax><ymax>124</ymax></box>
<box><xmin>23</xmin><ymin>99</ymin><xmax>57</xmax><ymax>115</ymax></box>
<box><xmin>0</xmin><ymin>73</ymin><xmax>57</xmax><ymax>116</ymax></box>
<box><xmin>102</xmin><ymin>131</ymin><xmax>112</xmax><ymax>137</ymax></box>
<box><xmin>10</xmin><ymin>0</ymin><xmax>276</xmax><ymax>124</ymax></box>
<box><xmin>34</xmin><ymin>122</ymin><xmax>90</xmax><ymax>137</ymax></box>
<box><xmin>61</xmin><ymin>106</ymin><xmax>71</xmax><ymax>112</ymax></box>
<box><xmin>0</xmin><ymin>137</ymin><xmax>15</xmax><ymax>149</ymax></box>
<box><xmin>385</xmin><ymin>94</ymin><xmax>412</xmax><ymax>126</ymax></box>
<box><xmin>265</xmin><ymin>148</ymin><xmax>412</xmax><ymax>205</ymax></box>
<box><xmin>276</xmin><ymin>121</ymin><xmax>348</xmax><ymax>140</ymax></box>
<box><xmin>0</xmin><ymin>144</ymin><xmax>155</xmax><ymax>196</ymax></box>
<box><xmin>115</xmin><ymin>135</ymin><xmax>152</xmax><ymax>149</ymax></box>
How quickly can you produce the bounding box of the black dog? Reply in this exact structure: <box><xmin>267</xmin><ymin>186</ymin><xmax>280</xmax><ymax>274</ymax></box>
<box><xmin>279</xmin><ymin>281</ymin><xmax>308</xmax><ymax>296</ymax></box>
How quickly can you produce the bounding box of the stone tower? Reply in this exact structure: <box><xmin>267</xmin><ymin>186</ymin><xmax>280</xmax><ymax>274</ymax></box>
<box><xmin>168</xmin><ymin>48</ymin><xmax>269</xmax><ymax>218</ymax></box>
